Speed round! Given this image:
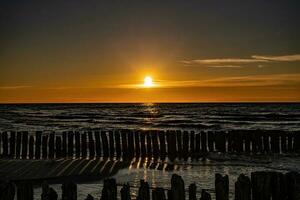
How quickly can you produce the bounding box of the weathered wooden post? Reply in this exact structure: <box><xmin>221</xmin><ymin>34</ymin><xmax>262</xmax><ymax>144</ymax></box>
<box><xmin>62</xmin><ymin>131</ymin><xmax>67</xmax><ymax>157</ymax></box>
<box><xmin>16</xmin><ymin>132</ymin><xmax>22</xmax><ymax>159</ymax></box>
<box><xmin>170</xmin><ymin>174</ymin><xmax>185</xmax><ymax>200</ymax></box>
<box><xmin>286</xmin><ymin>171</ymin><xmax>300</xmax><ymax>200</ymax></box>
<box><xmin>108</xmin><ymin>131</ymin><xmax>115</xmax><ymax>158</ymax></box>
<box><xmin>137</xmin><ymin>180</ymin><xmax>150</xmax><ymax>200</ymax></box>
<box><xmin>270</xmin><ymin>172</ymin><xmax>287</xmax><ymax>200</ymax></box>
<box><xmin>17</xmin><ymin>182</ymin><xmax>33</xmax><ymax>200</ymax></box>
<box><xmin>215</xmin><ymin>131</ymin><xmax>226</xmax><ymax>153</ymax></box>
<box><xmin>35</xmin><ymin>131</ymin><xmax>42</xmax><ymax>159</ymax></box>
<box><xmin>49</xmin><ymin>133</ymin><xmax>55</xmax><ymax>159</ymax></box>
<box><xmin>88</xmin><ymin>131</ymin><xmax>95</xmax><ymax>158</ymax></box>
<box><xmin>81</xmin><ymin>132</ymin><xmax>87</xmax><ymax>158</ymax></box>
<box><xmin>134</xmin><ymin>131</ymin><xmax>141</xmax><ymax>158</ymax></box>
<box><xmin>121</xmin><ymin>130</ymin><xmax>128</xmax><ymax>158</ymax></box>
<box><xmin>190</xmin><ymin>131</ymin><xmax>196</xmax><ymax>158</ymax></box>
<box><xmin>146</xmin><ymin>131</ymin><xmax>152</xmax><ymax>158</ymax></box>
<box><xmin>55</xmin><ymin>136</ymin><xmax>62</xmax><ymax>159</ymax></box>
<box><xmin>195</xmin><ymin>133</ymin><xmax>201</xmax><ymax>159</ymax></box>
<box><xmin>201</xmin><ymin>131</ymin><xmax>207</xmax><ymax>153</ymax></box>
<box><xmin>263</xmin><ymin>131</ymin><xmax>270</xmax><ymax>153</ymax></box>
<box><xmin>280</xmin><ymin>132</ymin><xmax>287</xmax><ymax>153</ymax></box>
<box><xmin>207</xmin><ymin>131</ymin><xmax>214</xmax><ymax>152</ymax></box>
<box><xmin>167</xmin><ymin>130</ymin><xmax>177</xmax><ymax>161</ymax></box>
<box><xmin>114</xmin><ymin>131</ymin><xmax>121</xmax><ymax>158</ymax></box>
<box><xmin>67</xmin><ymin>131</ymin><xmax>74</xmax><ymax>158</ymax></box>
<box><xmin>75</xmin><ymin>132</ymin><xmax>81</xmax><ymax>158</ymax></box>
<box><xmin>294</xmin><ymin>131</ymin><xmax>300</xmax><ymax>153</ymax></box>
<box><xmin>100</xmin><ymin>178</ymin><xmax>117</xmax><ymax>200</ymax></box>
<box><xmin>158</xmin><ymin>130</ymin><xmax>166</xmax><ymax>160</ymax></box>
<box><xmin>176</xmin><ymin>130</ymin><xmax>183</xmax><ymax>159</ymax></box>
<box><xmin>287</xmin><ymin>132</ymin><xmax>294</xmax><ymax>152</ymax></box>
<box><xmin>140</xmin><ymin>131</ymin><xmax>146</xmax><ymax>158</ymax></box>
<box><xmin>215</xmin><ymin>174</ymin><xmax>229</xmax><ymax>200</ymax></box>
<box><xmin>41</xmin><ymin>181</ymin><xmax>58</xmax><ymax>200</ymax></box>
<box><xmin>120</xmin><ymin>183</ymin><xmax>131</xmax><ymax>200</ymax></box>
<box><xmin>152</xmin><ymin>187</ymin><xmax>166</xmax><ymax>200</ymax></box>
<box><xmin>2</xmin><ymin>132</ymin><xmax>8</xmax><ymax>157</ymax></box>
<box><xmin>0</xmin><ymin>181</ymin><xmax>15</xmax><ymax>200</ymax></box>
<box><xmin>200</xmin><ymin>190</ymin><xmax>211</xmax><ymax>200</ymax></box>
<box><xmin>128</xmin><ymin>130</ymin><xmax>135</xmax><ymax>159</ymax></box>
<box><xmin>21</xmin><ymin>132</ymin><xmax>28</xmax><ymax>159</ymax></box>
<box><xmin>101</xmin><ymin>131</ymin><xmax>109</xmax><ymax>158</ymax></box>
<box><xmin>62</xmin><ymin>180</ymin><xmax>77</xmax><ymax>200</ymax></box>
<box><xmin>244</xmin><ymin>131</ymin><xmax>251</xmax><ymax>153</ymax></box>
<box><xmin>251</xmin><ymin>171</ymin><xmax>272</xmax><ymax>200</ymax></box>
<box><xmin>42</xmin><ymin>135</ymin><xmax>48</xmax><ymax>159</ymax></box>
<box><xmin>28</xmin><ymin>136</ymin><xmax>34</xmax><ymax>159</ymax></box>
<box><xmin>94</xmin><ymin>131</ymin><xmax>102</xmax><ymax>158</ymax></box>
<box><xmin>183</xmin><ymin>131</ymin><xmax>189</xmax><ymax>160</ymax></box>
<box><xmin>9</xmin><ymin>131</ymin><xmax>16</xmax><ymax>158</ymax></box>
<box><xmin>189</xmin><ymin>183</ymin><xmax>197</xmax><ymax>200</ymax></box>
<box><xmin>151</xmin><ymin>130</ymin><xmax>159</xmax><ymax>159</ymax></box>
<box><xmin>234</xmin><ymin>174</ymin><xmax>251</xmax><ymax>200</ymax></box>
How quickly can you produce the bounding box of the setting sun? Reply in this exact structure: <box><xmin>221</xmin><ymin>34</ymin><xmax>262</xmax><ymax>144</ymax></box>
<box><xmin>144</xmin><ymin>76</ymin><xmax>153</xmax><ymax>88</ymax></box>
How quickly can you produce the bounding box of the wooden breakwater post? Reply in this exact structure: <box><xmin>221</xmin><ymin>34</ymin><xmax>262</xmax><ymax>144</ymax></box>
<box><xmin>28</xmin><ymin>135</ymin><xmax>34</xmax><ymax>159</ymax></box>
<box><xmin>114</xmin><ymin>131</ymin><xmax>121</xmax><ymax>158</ymax></box>
<box><xmin>41</xmin><ymin>181</ymin><xmax>58</xmax><ymax>200</ymax></box>
<box><xmin>16</xmin><ymin>132</ymin><xmax>21</xmax><ymax>159</ymax></box>
<box><xmin>0</xmin><ymin>181</ymin><xmax>15</xmax><ymax>200</ymax></box>
<box><xmin>108</xmin><ymin>131</ymin><xmax>115</xmax><ymax>158</ymax></box>
<box><xmin>16</xmin><ymin>181</ymin><xmax>33</xmax><ymax>200</ymax></box>
<box><xmin>2</xmin><ymin>132</ymin><xmax>8</xmax><ymax>157</ymax></box>
<box><xmin>158</xmin><ymin>130</ymin><xmax>166</xmax><ymax>160</ymax></box>
<box><xmin>151</xmin><ymin>130</ymin><xmax>159</xmax><ymax>159</ymax></box>
<box><xmin>137</xmin><ymin>180</ymin><xmax>150</xmax><ymax>200</ymax></box>
<box><xmin>182</xmin><ymin>131</ymin><xmax>189</xmax><ymax>161</ymax></box>
<box><xmin>101</xmin><ymin>131</ymin><xmax>109</xmax><ymax>158</ymax></box>
<box><xmin>75</xmin><ymin>132</ymin><xmax>81</xmax><ymax>158</ymax></box>
<box><xmin>49</xmin><ymin>133</ymin><xmax>55</xmax><ymax>159</ymax></box>
<box><xmin>42</xmin><ymin>135</ymin><xmax>48</xmax><ymax>159</ymax></box>
<box><xmin>21</xmin><ymin>132</ymin><xmax>28</xmax><ymax>159</ymax></box>
<box><xmin>101</xmin><ymin>178</ymin><xmax>117</xmax><ymax>200</ymax></box>
<box><xmin>55</xmin><ymin>136</ymin><xmax>62</xmax><ymax>158</ymax></box>
<box><xmin>35</xmin><ymin>131</ymin><xmax>42</xmax><ymax>159</ymax></box>
<box><xmin>189</xmin><ymin>183</ymin><xmax>197</xmax><ymax>200</ymax></box>
<box><xmin>62</xmin><ymin>132</ymin><xmax>67</xmax><ymax>158</ymax></box>
<box><xmin>215</xmin><ymin>174</ymin><xmax>229</xmax><ymax>200</ymax></box>
<box><xmin>81</xmin><ymin>132</ymin><xmax>87</xmax><ymax>158</ymax></box>
<box><xmin>128</xmin><ymin>130</ymin><xmax>135</xmax><ymax>159</ymax></box>
<box><xmin>170</xmin><ymin>174</ymin><xmax>185</xmax><ymax>200</ymax></box>
<box><xmin>167</xmin><ymin>130</ymin><xmax>177</xmax><ymax>161</ymax></box>
<box><xmin>67</xmin><ymin>131</ymin><xmax>74</xmax><ymax>158</ymax></box>
<box><xmin>234</xmin><ymin>174</ymin><xmax>251</xmax><ymax>200</ymax></box>
<box><xmin>62</xmin><ymin>180</ymin><xmax>77</xmax><ymax>200</ymax></box>
<box><xmin>176</xmin><ymin>130</ymin><xmax>183</xmax><ymax>159</ymax></box>
<box><xmin>95</xmin><ymin>131</ymin><xmax>102</xmax><ymax>158</ymax></box>
<box><xmin>146</xmin><ymin>131</ymin><xmax>152</xmax><ymax>158</ymax></box>
<box><xmin>88</xmin><ymin>131</ymin><xmax>95</xmax><ymax>158</ymax></box>
<box><xmin>9</xmin><ymin>131</ymin><xmax>15</xmax><ymax>158</ymax></box>
<box><xmin>152</xmin><ymin>187</ymin><xmax>166</xmax><ymax>200</ymax></box>
<box><xmin>120</xmin><ymin>183</ymin><xmax>131</xmax><ymax>200</ymax></box>
<box><xmin>134</xmin><ymin>131</ymin><xmax>141</xmax><ymax>158</ymax></box>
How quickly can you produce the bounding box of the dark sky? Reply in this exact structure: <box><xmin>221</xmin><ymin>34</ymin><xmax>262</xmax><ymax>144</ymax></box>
<box><xmin>1</xmin><ymin>1</ymin><xmax>300</xmax><ymax>102</ymax></box>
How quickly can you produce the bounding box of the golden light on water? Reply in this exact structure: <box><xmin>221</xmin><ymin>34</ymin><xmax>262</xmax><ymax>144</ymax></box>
<box><xmin>144</xmin><ymin>76</ymin><xmax>153</xmax><ymax>88</ymax></box>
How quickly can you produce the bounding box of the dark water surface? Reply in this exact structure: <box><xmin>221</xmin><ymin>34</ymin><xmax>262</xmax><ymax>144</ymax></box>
<box><xmin>0</xmin><ymin>103</ymin><xmax>299</xmax><ymax>132</ymax></box>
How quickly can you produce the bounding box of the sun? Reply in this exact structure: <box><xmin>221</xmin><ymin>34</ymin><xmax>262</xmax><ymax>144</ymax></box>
<box><xmin>144</xmin><ymin>76</ymin><xmax>153</xmax><ymax>88</ymax></box>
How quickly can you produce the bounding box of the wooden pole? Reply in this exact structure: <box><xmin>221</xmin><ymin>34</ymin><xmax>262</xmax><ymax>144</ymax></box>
<box><xmin>94</xmin><ymin>131</ymin><xmax>102</xmax><ymax>157</ymax></box>
<box><xmin>35</xmin><ymin>131</ymin><xmax>42</xmax><ymax>159</ymax></box>
<box><xmin>9</xmin><ymin>131</ymin><xmax>16</xmax><ymax>158</ymax></box>
<box><xmin>16</xmin><ymin>132</ymin><xmax>21</xmax><ymax>159</ymax></box>
<box><xmin>75</xmin><ymin>132</ymin><xmax>81</xmax><ymax>158</ymax></box>
<box><xmin>55</xmin><ymin>136</ymin><xmax>62</xmax><ymax>159</ymax></box>
<box><xmin>215</xmin><ymin>174</ymin><xmax>229</xmax><ymax>200</ymax></box>
<box><xmin>114</xmin><ymin>131</ymin><xmax>121</xmax><ymax>158</ymax></box>
<box><xmin>88</xmin><ymin>131</ymin><xmax>95</xmax><ymax>158</ymax></box>
<box><xmin>21</xmin><ymin>132</ymin><xmax>28</xmax><ymax>159</ymax></box>
<box><xmin>67</xmin><ymin>131</ymin><xmax>74</xmax><ymax>158</ymax></box>
<box><xmin>48</xmin><ymin>133</ymin><xmax>55</xmax><ymax>159</ymax></box>
<box><xmin>28</xmin><ymin>136</ymin><xmax>34</xmax><ymax>159</ymax></box>
<box><xmin>81</xmin><ymin>132</ymin><xmax>87</xmax><ymax>158</ymax></box>
<box><xmin>42</xmin><ymin>135</ymin><xmax>48</xmax><ymax>159</ymax></box>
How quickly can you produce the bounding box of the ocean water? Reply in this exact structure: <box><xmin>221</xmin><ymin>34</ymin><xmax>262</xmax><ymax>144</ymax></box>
<box><xmin>1</xmin><ymin>103</ymin><xmax>300</xmax><ymax>199</ymax></box>
<box><xmin>0</xmin><ymin>103</ymin><xmax>300</xmax><ymax>132</ymax></box>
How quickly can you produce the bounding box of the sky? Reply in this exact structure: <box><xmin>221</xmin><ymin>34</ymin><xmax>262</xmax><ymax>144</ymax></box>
<box><xmin>0</xmin><ymin>0</ymin><xmax>300</xmax><ymax>103</ymax></box>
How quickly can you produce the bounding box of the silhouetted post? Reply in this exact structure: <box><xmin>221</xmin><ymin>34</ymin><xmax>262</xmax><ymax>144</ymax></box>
<box><xmin>55</xmin><ymin>136</ymin><xmax>62</xmax><ymax>159</ymax></box>
<box><xmin>200</xmin><ymin>190</ymin><xmax>211</xmax><ymax>200</ymax></box>
<box><xmin>251</xmin><ymin>171</ymin><xmax>272</xmax><ymax>200</ymax></box>
<box><xmin>244</xmin><ymin>131</ymin><xmax>251</xmax><ymax>153</ymax></box>
<box><xmin>128</xmin><ymin>130</ymin><xmax>135</xmax><ymax>159</ymax></box>
<box><xmin>195</xmin><ymin>133</ymin><xmax>201</xmax><ymax>159</ymax></box>
<box><xmin>286</xmin><ymin>171</ymin><xmax>300</xmax><ymax>200</ymax></box>
<box><xmin>88</xmin><ymin>131</ymin><xmax>95</xmax><ymax>158</ymax></box>
<box><xmin>28</xmin><ymin>136</ymin><xmax>34</xmax><ymax>159</ymax></box>
<box><xmin>137</xmin><ymin>180</ymin><xmax>150</xmax><ymax>200</ymax></box>
<box><xmin>235</xmin><ymin>174</ymin><xmax>251</xmax><ymax>200</ymax></box>
<box><xmin>281</xmin><ymin>132</ymin><xmax>287</xmax><ymax>153</ymax></box>
<box><xmin>9</xmin><ymin>131</ymin><xmax>16</xmax><ymax>158</ymax></box>
<box><xmin>62</xmin><ymin>132</ymin><xmax>67</xmax><ymax>157</ymax></box>
<box><xmin>171</xmin><ymin>174</ymin><xmax>185</xmax><ymax>200</ymax></box>
<box><xmin>94</xmin><ymin>131</ymin><xmax>102</xmax><ymax>157</ymax></box>
<box><xmin>134</xmin><ymin>131</ymin><xmax>141</xmax><ymax>158</ymax></box>
<box><xmin>215</xmin><ymin>174</ymin><xmax>229</xmax><ymax>200</ymax></box>
<box><xmin>85</xmin><ymin>195</ymin><xmax>94</xmax><ymax>200</ymax></box>
<box><xmin>2</xmin><ymin>132</ymin><xmax>8</xmax><ymax>157</ymax></box>
<box><xmin>236</xmin><ymin>131</ymin><xmax>244</xmax><ymax>153</ymax></box>
<box><xmin>49</xmin><ymin>133</ymin><xmax>55</xmax><ymax>159</ymax></box>
<box><xmin>152</xmin><ymin>188</ymin><xmax>166</xmax><ymax>200</ymax></box>
<box><xmin>108</xmin><ymin>131</ymin><xmax>115</xmax><ymax>158</ymax></box>
<box><xmin>21</xmin><ymin>132</ymin><xmax>28</xmax><ymax>159</ymax></box>
<box><xmin>17</xmin><ymin>182</ymin><xmax>33</xmax><ymax>200</ymax></box>
<box><xmin>61</xmin><ymin>180</ymin><xmax>77</xmax><ymax>200</ymax></box>
<box><xmin>35</xmin><ymin>131</ymin><xmax>42</xmax><ymax>159</ymax></box>
<box><xmin>101</xmin><ymin>131</ymin><xmax>109</xmax><ymax>158</ymax></box>
<box><xmin>114</xmin><ymin>131</ymin><xmax>121</xmax><ymax>158</ymax></box>
<box><xmin>189</xmin><ymin>183</ymin><xmax>197</xmax><ymax>200</ymax></box>
<box><xmin>287</xmin><ymin>132</ymin><xmax>294</xmax><ymax>152</ymax></box>
<box><xmin>207</xmin><ymin>131</ymin><xmax>214</xmax><ymax>152</ymax></box>
<box><xmin>270</xmin><ymin>172</ymin><xmax>287</xmax><ymax>200</ymax></box>
<box><xmin>201</xmin><ymin>131</ymin><xmax>207</xmax><ymax>153</ymax></box>
<box><xmin>100</xmin><ymin>178</ymin><xmax>117</xmax><ymax>200</ymax></box>
<box><xmin>158</xmin><ymin>131</ymin><xmax>166</xmax><ymax>160</ymax></box>
<box><xmin>146</xmin><ymin>131</ymin><xmax>152</xmax><ymax>158</ymax></box>
<box><xmin>190</xmin><ymin>131</ymin><xmax>196</xmax><ymax>159</ymax></box>
<box><xmin>41</xmin><ymin>181</ymin><xmax>58</xmax><ymax>200</ymax></box>
<box><xmin>215</xmin><ymin>132</ymin><xmax>226</xmax><ymax>153</ymax></box>
<box><xmin>263</xmin><ymin>132</ymin><xmax>270</xmax><ymax>153</ymax></box>
<box><xmin>75</xmin><ymin>132</ymin><xmax>80</xmax><ymax>158</ymax></box>
<box><xmin>120</xmin><ymin>183</ymin><xmax>131</xmax><ymax>200</ymax></box>
<box><xmin>67</xmin><ymin>131</ymin><xmax>74</xmax><ymax>158</ymax></box>
<box><xmin>176</xmin><ymin>130</ymin><xmax>183</xmax><ymax>159</ymax></box>
<box><xmin>42</xmin><ymin>135</ymin><xmax>48</xmax><ymax>159</ymax></box>
<box><xmin>140</xmin><ymin>132</ymin><xmax>146</xmax><ymax>158</ymax></box>
<box><xmin>271</xmin><ymin>132</ymin><xmax>280</xmax><ymax>153</ymax></box>
<box><xmin>151</xmin><ymin>130</ymin><xmax>159</xmax><ymax>159</ymax></box>
<box><xmin>183</xmin><ymin>131</ymin><xmax>189</xmax><ymax>160</ymax></box>
<box><xmin>16</xmin><ymin>132</ymin><xmax>21</xmax><ymax>159</ymax></box>
<box><xmin>0</xmin><ymin>181</ymin><xmax>15</xmax><ymax>200</ymax></box>
<box><xmin>294</xmin><ymin>131</ymin><xmax>300</xmax><ymax>153</ymax></box>
<box><xmin>120</xmin><ymin>130</ymin><xmax>128</xmax><ymax>158</ymax></box>
<box><xmin>81</xmin><ymin>133</ymin><xmax>87</xmax><ymax>158</ymax></box>
<box><xmin>167</xmin><ymin>130</ymin><xmax>177</xmax><ymax>161</ymax></box>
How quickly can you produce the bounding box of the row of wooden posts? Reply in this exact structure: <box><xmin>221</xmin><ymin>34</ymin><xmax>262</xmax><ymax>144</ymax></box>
<box><xmin>0</xmin><ymin>130</ymin><xmax>299</xmax><ymax>160</ymax></box>
<box><xmin>0</xmin><ymin>171</ymin><xmax>299</xmax><ymax>200</ymax></box>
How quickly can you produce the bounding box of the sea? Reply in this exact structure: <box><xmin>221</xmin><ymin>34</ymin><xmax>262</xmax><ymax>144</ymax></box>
<box><xmin>0</xmin><ymin>103</ymin><xmax>300</xmax><ymax>199</ymax></box>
